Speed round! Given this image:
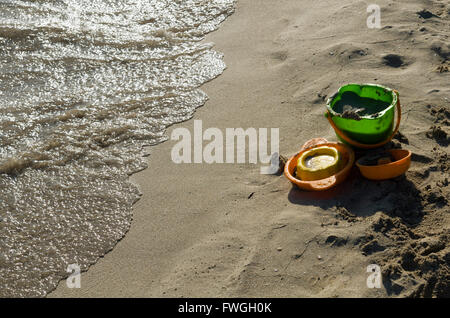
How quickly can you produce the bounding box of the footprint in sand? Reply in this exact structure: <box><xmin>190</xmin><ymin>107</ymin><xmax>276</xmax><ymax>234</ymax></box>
<box><xmin>269</xmin><ymin>50</ymin><xmax>289</xmax><ymax>65</ymax></box>
<box><xmin>416</xmin><ymin>9</ymin><xmax>438</xmax><ymax>19</ymax></box>
<box><xmin>426</xmin><ymin>105</ymin><xmax>450</xmax><ymax>146</ymax></box>
<box><xmin>382</xmin><ymin>54</ymin><xmax>406</xmax><ymax>68</ymax></box>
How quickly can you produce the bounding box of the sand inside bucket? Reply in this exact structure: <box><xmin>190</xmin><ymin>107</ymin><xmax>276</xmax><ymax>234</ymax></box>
<box><xmin>333</xmin><ymin>91</ymin><xmax>391</xmax><ymax>120</ymax></box>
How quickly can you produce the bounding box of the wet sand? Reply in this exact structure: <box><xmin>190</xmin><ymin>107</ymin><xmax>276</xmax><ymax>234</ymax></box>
<box><xmin>50</xmin><ymin>0</ymin><xmax>449</xmax><ymax>297</ymax></box>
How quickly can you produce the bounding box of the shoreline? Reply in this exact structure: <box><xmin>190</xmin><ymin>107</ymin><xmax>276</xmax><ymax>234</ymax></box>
<box><xmin>50</xmin><ymin>0</ymin><xmax>449</xmax><ymax>297</ymax></box>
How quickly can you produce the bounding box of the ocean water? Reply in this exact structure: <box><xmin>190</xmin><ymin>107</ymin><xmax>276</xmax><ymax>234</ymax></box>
<box><xmin>0</xmin><ymin>0</ymin><xmax>235</xmax><ymax>297</ymax></box>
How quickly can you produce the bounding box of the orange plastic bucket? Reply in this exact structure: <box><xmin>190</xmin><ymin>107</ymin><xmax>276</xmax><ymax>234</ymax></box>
<box><xmin>356</xmin><ymin>149</ymin><xmax>411</xmax><ymax>180</ymax></box>
<box><xmin>284</xmin><ymin>142</ymin><xmax>355</xmax><ymax>191</ymax></box>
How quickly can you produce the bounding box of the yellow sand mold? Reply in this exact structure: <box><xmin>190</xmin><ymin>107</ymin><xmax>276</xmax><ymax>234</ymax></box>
<box><xmin>296</xmin><ymin>146</ymin><xmax>341</xmax><ymax>181</ymax></box>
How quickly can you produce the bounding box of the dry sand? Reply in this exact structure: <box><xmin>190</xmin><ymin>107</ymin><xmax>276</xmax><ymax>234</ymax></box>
<box><xmin>50</xmin><ymin>0</ymin><xmax>449</xmax><ymax>297</ymax></box>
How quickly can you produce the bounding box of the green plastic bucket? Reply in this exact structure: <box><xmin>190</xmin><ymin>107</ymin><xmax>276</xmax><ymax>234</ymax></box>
<box><xmin>325</xmin><ymin>83</ymin><xmax>400</xmax><ymax>148</ymax></box>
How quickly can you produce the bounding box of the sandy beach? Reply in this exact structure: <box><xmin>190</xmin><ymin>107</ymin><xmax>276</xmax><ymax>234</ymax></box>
<box><xmin>49</xmin><ymin>0</ymin><xmax>449</xmax><ymax>298</ymax></box>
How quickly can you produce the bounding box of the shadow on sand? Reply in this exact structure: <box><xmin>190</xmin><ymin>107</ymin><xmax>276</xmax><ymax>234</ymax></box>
<box><xmin>288</xmin><ymin>167</ymin><xmax>424</xmax><ymax>225</ymax></box>
<box><xmin>288</xmin><ymin>166</ymin><xmax>427</xmax><ymax>296</ymax></box>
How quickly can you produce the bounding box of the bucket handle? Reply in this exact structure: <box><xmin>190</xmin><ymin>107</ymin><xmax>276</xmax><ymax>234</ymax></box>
<box><xmin>326</xmin><ymin>90</ymin><xmax>402</xmax><ymax>149</ymax></box>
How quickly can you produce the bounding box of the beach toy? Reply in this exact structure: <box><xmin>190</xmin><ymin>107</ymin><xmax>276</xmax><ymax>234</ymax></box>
<box><xmin>325</xmin><ymin>83</ymin><xmax>401</xmax><ymax>149</ymax></box>
<box><xmin>296</xmin><ymin>146</ymin><xmax>341</xmax><ymax>181</ymax></box>
<box><xmin>356</xmin><ymin>149</ymin><xmax>411</xmax><ymax>180</ymax></box>
<box><xmin>284</xmin><ymin>142</ymin><xmax>355</xmax><ymax>191</ymax></box>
